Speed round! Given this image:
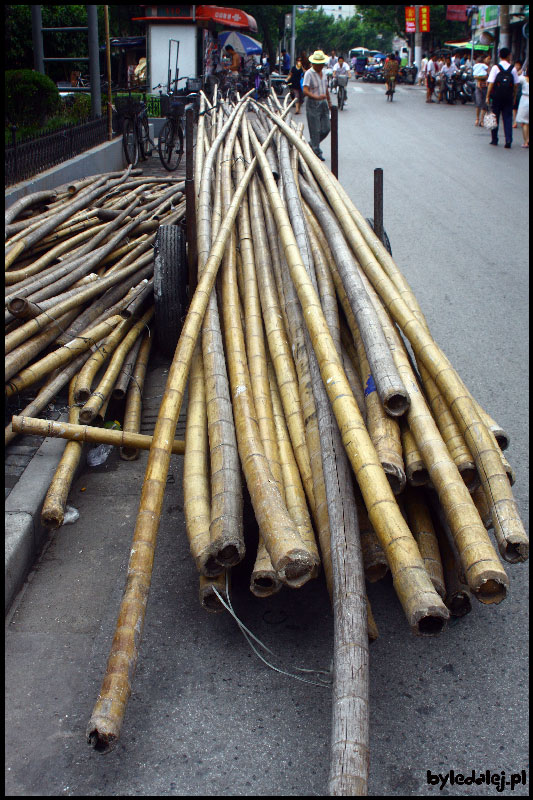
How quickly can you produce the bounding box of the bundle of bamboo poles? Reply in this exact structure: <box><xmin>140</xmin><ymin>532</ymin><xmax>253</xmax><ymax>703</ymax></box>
<box><xmin>6</xmin><ymin>94</ymin><xmax>527</xmax><ymax>795</ymax></box>
<box><xmin>5</xmin><ymin>166</ymin><xmax>189</xmax><ymax>492</ymax></box>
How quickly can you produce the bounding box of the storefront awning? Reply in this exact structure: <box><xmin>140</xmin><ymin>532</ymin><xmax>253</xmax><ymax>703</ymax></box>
<box><xmin>132</xmin><ymin>5</ymin><xmax>257</xmax><ymax>33</ymax></box>
<box><xmin>196</xmin><ymin>6</ymin><xmax>257</xmax><ymax>32</ymax></box>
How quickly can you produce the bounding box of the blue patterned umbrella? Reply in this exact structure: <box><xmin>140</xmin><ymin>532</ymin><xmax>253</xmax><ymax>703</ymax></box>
<box><xmin>218</xmin><ymin>30</ymin><xmax>263</xmax><ymax>56</ymax></box>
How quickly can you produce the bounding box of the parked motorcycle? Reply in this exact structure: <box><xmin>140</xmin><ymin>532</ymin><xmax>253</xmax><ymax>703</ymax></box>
<box><xmin>363</xmin><ymin>64</ymin><xmax>385</xmax><ymax>83</ymax></box>
<box><xmin>398</xmin><ymin>65</ymin><xmax>418</xmax><ymax>85</ymax></box>
<box><xmin>456</xmin><ymin>67</ymin><xmax>475</xmax><ymax>104</ymax></box>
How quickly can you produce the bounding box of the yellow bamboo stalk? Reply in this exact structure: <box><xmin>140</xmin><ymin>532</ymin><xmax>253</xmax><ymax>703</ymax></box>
<box><xmin>220</xmin><ymin>118</ymin><xmax>316</xmax><ymax>588</ymax></box>
<box><xmin>249</xmin><ymin>122</ymin><xmax>448</xmax><ymax>635</ymax></box>
<box><xmin>183</xmin><ymin>341</ymin><xmax>220</xmax><ymax>575</ymax></box>
<box><xmin>363</xmin><ymin>277</ymin><xmax>509</xmax><ymax>604</ymax></box>
<box><xmin>11</xmin><ymin>415</ymin><xmax>185</xmax><ymax>454</ymax></box>
<box><xmin>260</xmin><ymin>105</ymin><xmax>525</xmax><ymax>562</ymax></box>
<box><xmin>432</xmin><ymin>502</ymin><xmax>473</xmax><ymax>618</ymax></box>
<box><xmin>120</xmin><ymin>331</ymin><xmax>152</xmax><ymax>461</ymax></box>
<box><xmin>355</xmin><ymin>488</ymin><xmax>389</xmax><ymax>583</ymax></box>
<box><xmin>472</xmin><ymin>484</ymin><xmax>492</xmax><ymax>529</ymax></box>
<box><xmin>350</xmin><ymin>318</ymin><xmax>406</xmax><ymax>496</ymax></box>
<box><xmin>254</xmin><ymin>180</ymin><xmax>315</xmax><ymax>515</ymax></box>
<box><xmin>5</xmin><ymin>308</ymin><xmax>79</xmax><ymax>383</ymax></box>
<box><xmin>402</xmin><ymin>486</ymin><xmax>446</xmax><ymax>598</ymax></box>
<box><xmin>6</xmin><ymin>315</ymin><xmax>123</xmax><ymax>398</ymax></box>
<box><xmin>401</xmin><ymin>423</ymin><xmax>430</xmax><ymax>487</ymax></box>
<box><xmin>75</xmin><ymin>318</ymin><xmax>135</xmax><ymax>403</ymax></box>
<box><xmin>86</xmin><ymin>111</ymin><xmax>278</xmax><ymax>753</ymax></box>
<box><xmin>79</xmin><ymin>308</ymin><xmax>153</xmax><ymax>424</ymax></box>
<box><xmin>40</xmin><ymin>379</ymin><xmax>84</xmax><ymax>529</ymax></box>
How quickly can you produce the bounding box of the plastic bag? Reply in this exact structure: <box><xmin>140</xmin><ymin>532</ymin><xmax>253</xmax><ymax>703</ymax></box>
<box><xmin>86</xmin><ymin>420</ymin><xmax>121</xmax><ymax>466</ymax></box>
<box><xmin>62</xmin><ymin>505</ymin><xmax>80</xmax><ymax>525</ymax></box>
<box><xmin>483</xmin><ymin>111</ymin><xmax>497</xmax><ymax>130</ymax></box>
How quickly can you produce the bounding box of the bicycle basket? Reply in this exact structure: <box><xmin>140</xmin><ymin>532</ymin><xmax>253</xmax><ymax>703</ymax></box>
<box><xmin>186</xmin><ymin>77</ymin><xmax>202</xmax><ymax>92</ymax></box>
<box><xmin>336</xmin><ymin>75</ymin><xmax>349</xmax><ymax>87</ymax></box>
<box><xmin>160</xmin><ymin>94</ymin><xmax>186</xmax><ymax>118</ymax></box>
<box><xmin>114</xmin><ymin>95</ymin><xmax>144</xmax><ymax>116</ymax></box>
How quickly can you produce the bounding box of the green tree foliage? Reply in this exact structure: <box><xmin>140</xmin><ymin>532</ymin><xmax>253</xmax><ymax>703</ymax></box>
<box><xmin>5</xmin><ymin>69</ymin><xmax>60</xmax><ymax>126</ymax></box>
<box><xmin>232</xmin><ymin>5</ymin><xmax>292</xmax><ymax>63</ymax></box>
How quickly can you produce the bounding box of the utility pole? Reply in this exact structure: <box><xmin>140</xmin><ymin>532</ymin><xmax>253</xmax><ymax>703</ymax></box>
<box><xmin>499</xmin><ymin>5</ymin><xmax>510</xmax><ymax>50</ymax></box>
<box><xmin>31</xmin><ymin>5</ymin><xmax>45</xmax><ymax>74</ymax></box>
<box><xmin>87</xmin><ymin>5</ymin><xmax>101</xmax><ymax>117</ymax></box>
<box><xmin>414</xmin><ymin>5</ymin><xmax>422</xmax><ymax>70</ymax></box>
<box><xmin>290</xmin><ymin>5</ymin><xmax>296</xmax><ymax>70</ymax></box>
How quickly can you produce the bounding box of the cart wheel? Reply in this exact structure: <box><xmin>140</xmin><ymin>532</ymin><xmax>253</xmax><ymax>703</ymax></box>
<box><xmin>365</xmin><ymin>217</ymin><xmax>392</xmax><ymax>256</ymax></box>
<box><xmin>154</xmin><ymin>225</ymin><xmax>188</xmax><ymax>357</ymax></box>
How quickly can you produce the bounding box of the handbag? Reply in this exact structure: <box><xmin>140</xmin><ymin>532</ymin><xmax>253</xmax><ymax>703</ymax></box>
<box><xmin>483</xmin><ymin>111</ymin><xmax>498</xmax><ymax>130</ymax></box>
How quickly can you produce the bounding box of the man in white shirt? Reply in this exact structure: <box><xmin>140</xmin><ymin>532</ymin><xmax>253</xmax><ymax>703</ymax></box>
<box><xmin>332</xmin><ymin>56</ymin><xmax>350</xmax><ymax>103</ymax></box>
<box><xmin>426</xmin><ymin>53</ymin><xmax>439</xmax><ymax>102</ymax></box>
<box><xmin>485</xmin><ymin>46</ymin><xmax>520</xmax><ymax>147</ymax></box>
<box><xmin>418</xmin><ymin>54</ymin><xmax>428</xmax><ymax>85</ymax></box>
<box><xmin>437</xmin><ymin>55</ymin><xmax>457</xmax><ymax>102</ymax></box>
<box><xmin>303</xmin><ymin>50</ymin><xmax>332</xmax><ymax>161</ymax></box>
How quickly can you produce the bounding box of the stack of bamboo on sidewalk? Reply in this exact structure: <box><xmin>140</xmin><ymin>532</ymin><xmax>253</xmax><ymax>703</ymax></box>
<box><xmin>5</xmin><ymin>94</ymin><xmax>528</xmax><ymax>795</ymax></box>
<box><xmin>5</xmin><ymin>166</ymin><xmax>187</xmax><ymax>525</ymax></box>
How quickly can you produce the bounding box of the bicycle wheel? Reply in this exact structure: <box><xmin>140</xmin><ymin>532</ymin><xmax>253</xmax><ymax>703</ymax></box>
<box><xmin>139</xmin><ymin>116</ymin><xmax>152</xmax><ymax>161</ymax></box>
<box><xmin>122</xmin><ymin>118</ymin><xmax>139</xmax><ymax>166</ymax></box>
<box><xmin>338</xmin><ymin>86</ymin><xmax>345</xmax><ymax>110</ymax></box>
<box><xmin>158</xmin><ymin>120</ymin><xmax>183</xmax><ymax>172</ymax></box>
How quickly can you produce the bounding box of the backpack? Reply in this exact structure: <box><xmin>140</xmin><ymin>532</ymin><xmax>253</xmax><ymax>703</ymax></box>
<box><xmin>492</xmin><ymin>64</ymin><xmax>514</xmax><ymax>102</ymax></box>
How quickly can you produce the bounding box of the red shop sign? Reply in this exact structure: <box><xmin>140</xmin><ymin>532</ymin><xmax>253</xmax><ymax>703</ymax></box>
<box><xmin>405</xmin><ymin>6</ymin><xmax>416</xmax><ymax>33</ymax></box>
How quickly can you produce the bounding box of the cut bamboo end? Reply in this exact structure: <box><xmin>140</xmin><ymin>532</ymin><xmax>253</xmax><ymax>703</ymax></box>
<box><xmin>382</xmin><ymin>461</ymin><xmax>406</xmax><ymax>496</ymax></box>
<box><xmin>87</xmin><ymin>722</ymin><xmax>118</xmax><ymax>754</ymax></box>
<box><xmin>383</xmin><ymin>391</ymin><xmax>410</xmax><ymax>418</ymax></box>
<box><xmin>199</xmin><ymin>573</ymin><xmax>229</xmax><ymax>612</ymax></box>
<box><xmin>250</xmin><ymin>571</ymin><xmax>282</xmax><ymax>598</ymax></box>
<box><xmin>276</xmin><ymin>551</ymin><xmax>316</xmax><ymax>589</ymax></box>
<box><xmin>459</xmin><ymin>464</ymin><xmax>479</xmax><ymax>492</ymax></box>
<box><xmin>474</xmin><ymin>576</ymin><xmax>507</xmax><ymax>605</ymax></box>
<box><xmin>447</xmin><ymin>589</ymin><xmax>472</xmax><ymax>617</ymax></box>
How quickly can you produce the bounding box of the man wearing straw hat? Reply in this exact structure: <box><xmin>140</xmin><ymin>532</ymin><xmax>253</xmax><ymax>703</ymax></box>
<box><xmin>302</xmin><ymin>50</ymin><xmax>332</xmax><ymax>161</ymax></box>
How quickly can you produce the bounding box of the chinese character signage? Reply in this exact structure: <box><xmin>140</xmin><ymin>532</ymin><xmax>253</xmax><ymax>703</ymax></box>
<box><xmin>446</xmin><ymin>5</ymin><xmax>468</xmax><ymax>22</ymax></box>
<box><xmin>419</xmin><ymin>5</ymin><xmax>430</xmax><ymax>32</ymax></box>
<box><xmin>405</xmin><ymin>6</ymin><xmax>416</xmax><ymax>33</ymax></box>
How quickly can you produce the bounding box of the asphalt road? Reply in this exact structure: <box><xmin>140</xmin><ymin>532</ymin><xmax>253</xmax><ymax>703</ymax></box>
<box><xmin>5</xmin><ymin>80</ymin><xmax>529</xmax><ymax>796</ymax></box>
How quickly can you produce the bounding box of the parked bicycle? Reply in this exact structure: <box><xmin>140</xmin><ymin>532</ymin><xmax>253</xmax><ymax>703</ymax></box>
<box><xmin>153</xmin><ymin>77</ymin><xmax>202</xmax><ymax>172</ymax></box>
<box><xmin>115</xmin><ymin>89</ymin><xmax>154</xmax><ymax>167</ymax></box>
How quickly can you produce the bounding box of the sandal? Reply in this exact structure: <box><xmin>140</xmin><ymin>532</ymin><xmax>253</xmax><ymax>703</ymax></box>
<box><xmin>522</xmin><ymin>143</ymin><xmax>529</xmax><ymax>148</ymax></box>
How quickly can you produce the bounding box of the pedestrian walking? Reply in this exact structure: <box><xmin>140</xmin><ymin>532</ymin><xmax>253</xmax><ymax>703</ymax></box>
<box><xmin>485</xmin><ymin>47</ymin><xmax>520</xmax><ymax>148</ymax></box>
<box><xmin>286</xmin><ymin>57</ymin><xmax>305</xmax><ymax>114</ymax></box>
<box><xmin>426</xmin><ymin>53</ymin><xmax>439</xmax><ymax>102</ymax></box>
<box><xmin>515</xmin><ymin>65</ymin><xmax>529</xmax><ymax>147</ymax></box>
<box><xmin>512</xmin><ymin>59</ymin><xmax>523</xmax><ymax>128</ymax></box>
<box><xmin>473</xmin><ymin>53</ymin><xmax>490</xmax><ymax>126</ymax></box>
<box><xmin>281</xmin><ymin>48</ymin><xmax>291</xmax><ymax>75</ymax></box>
<box><xmin>302</xmin><ymin>50</ymin><xmax>332</xmax><ymax>161</ymax></box>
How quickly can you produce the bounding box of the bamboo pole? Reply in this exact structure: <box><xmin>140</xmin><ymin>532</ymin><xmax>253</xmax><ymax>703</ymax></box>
<box><xmin>87</xmin><ymin>112</ymin><xmax>280</xmax><ymax>753</ymax></box>
<box><xmin>356</xmin><ymin>486</ymin><xmax>389</xmax><ymax>583</ymax></box>
<box><xmin>40</xmin><ymin>379</ymin><xmax>84</xmax><ymax>529</ymax></box>
<box><xmin>6</xmin><ymin>316</ymin><xmax>123</xmax><ymax>398</ymax></box>
<box><xmin>5</xmin><ymin>308</ymin><xmax>79</xmax><ymax>383</ymax></box>
<box><xmin>401</xmin><ymin>423</ymin><xmax>430</xmax><ymax>487</ymax></box>
<box><xmin>112</xmin><ymin>336</ymin><xmax>143</xmax><ymax>400</ymax></box>
<box><xmin>183</xmin><ymin>341</ymin><xmax>220</xmax><ymax>575</ymax></box>
<box><xmin>362</xmin><ymin>277</ymin><xmax>509</xmax><ymax>603</ymax></box>
<box><xmin>75</xmin><ymin>318</ymin><xmax>135</xmax><ymax>403</ymax></box>
<box><xmin>199</xmin><ymin>572</ymin><xmax>230</xmax><ymax>613</ymax></box>
<box><xmin>5</xmin><ymin>350</ymin><xmax>92</xmax><ymax>447</ymax></box>
<box><xmin>120</xmin><ymin>331</ymin><xmax>152</xmax><ymax>461</ymax></box>
<box><xmin>431</xmin><ymin>498</ymin><xmax>473</xmax><ymax>618</ymax></box>
<box><xmin>5</xmin><ymin>190</ymin><xmax>59</xmax><ymax>227</ymax></box>
<box><xmin>79</xmin><ymin>308</ymin><xmax>153</xmax><ymax>424</ymax></box>
<box><xmin>403</xmin><ymin>486</ymin><xmax>446</xmax><ymax>599</ymax></box>
<box><xmin>11</xmin><ymin>415</ymin><xmax>185</xmax><ymax>455</ymax></box>
<box><xmin>249</xmin><ymin>122</ymin><xmax>449</xmax><ymax>635</ymax></box>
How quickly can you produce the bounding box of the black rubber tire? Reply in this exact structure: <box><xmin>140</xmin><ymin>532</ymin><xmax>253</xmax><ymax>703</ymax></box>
<box><xmin>139</xmin><ymin>116</ymin><xmax>152</xmax><ymax>160</ymax></box>
<box><xmin>338</xmin><ymin>86</ymin><xmax>345</xmax><ymax>110</ymax></box>
<box><xmin>158</xmin><ymin>120</ymin><xmax>184</xmax><ymax>172</ymax></box>
<box><xmin>154</xmin><ymin>224</ymin><xmax>188</xmax><ymax>357</ymax></box>
<box><xmin>122</xmin><ymin>118</ymin><xmax>138</xmax><ymax>166</ymax></box>
<box><xmin>365</xmin><ymin>217</ymin><xmax>392</xmax><ymax>256</ymax></box>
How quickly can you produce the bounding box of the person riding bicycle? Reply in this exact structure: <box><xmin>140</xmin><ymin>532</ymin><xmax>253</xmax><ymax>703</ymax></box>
<box><xmin>383</xmin><ymin>53</ymin><xmax>399</xmax><ymax>97</ymax></box>
<box><xmin>332</xmin><ymin>56</ymin><xmax>350</xmax><ymax>104</ymax></box>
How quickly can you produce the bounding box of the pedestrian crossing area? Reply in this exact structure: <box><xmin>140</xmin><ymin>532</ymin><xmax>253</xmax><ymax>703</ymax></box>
<box><xmin>349</xmin><ymin>84</ymin><xmax>417</xmax><ymax>93</ymax></box>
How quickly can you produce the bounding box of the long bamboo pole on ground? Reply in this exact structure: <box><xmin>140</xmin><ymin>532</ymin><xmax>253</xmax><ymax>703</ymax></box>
<box><xmin>249</xmin><ymin>122</ymin><xmax>449</xmax><ymax>635</ymax></box>
<box><xmin>277</xmin><ymin>125</ymin><xmax>369</xmax><ymax>796</ymax></box>
<box><xmin>87</xmin><ymin>117</ymin><xmax>281</xmax><ymax>753</ymax></box>
<box><xmin>11</xmin><ymin>416</ymin><xmax>185</xmax><ymax>455</ymax></box>
<box><xmin>40</xmin><ymin>378</ymin><xmax>84</xmax><ymax>529</ymax></box>
<box><xmin>403</xmin><ymin>486</ymin><xmax>446</xmax><ymax>599</ymax></box>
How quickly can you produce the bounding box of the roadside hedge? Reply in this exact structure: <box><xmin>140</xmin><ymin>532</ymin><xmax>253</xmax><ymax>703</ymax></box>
<box><xmin>5</xmin><ymin>69</ymin><xmax>61</xmax><ymax>127</ymax></box>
